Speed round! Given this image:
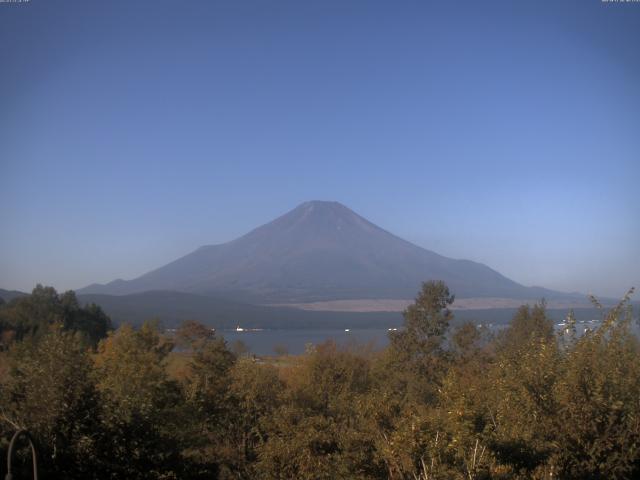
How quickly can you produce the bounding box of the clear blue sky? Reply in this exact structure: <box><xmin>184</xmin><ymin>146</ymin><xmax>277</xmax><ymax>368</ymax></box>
<box><xmin>1</xmin><ymin>0</ymin><xmax>638</xmax><ymax>298</ymax></box>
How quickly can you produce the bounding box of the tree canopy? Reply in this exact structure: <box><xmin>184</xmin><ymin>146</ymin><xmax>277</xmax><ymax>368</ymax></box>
<box><xmin>1</xmin><ymin>283</ymin><xmax>638</xmax><ymax>479</ymax></box>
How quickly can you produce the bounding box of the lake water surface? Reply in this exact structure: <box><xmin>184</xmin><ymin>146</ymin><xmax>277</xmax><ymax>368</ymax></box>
<box><xmin>219</xmin><ymin>319</ymin><xmax>636</xmax><ymax>356</ymax></box>
<box><xmin>221</xmin><ymin>328</ymin><xmax>393</xmax><ymax>355</ymax></box>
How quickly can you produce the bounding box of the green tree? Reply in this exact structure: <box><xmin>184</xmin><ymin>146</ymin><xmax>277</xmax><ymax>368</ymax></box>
<box><xmin>222</xmin><ymin>358</ymin><xmax>284</xmax><ymax>478</ymax></box>
<box><xmin>437</xmin><ymin>323</ymin><xmax>494</xmax><ymax>479</ymax></box>
<box><xmin>257</xmin><ymin>341</ymin><xmax>385</xmax><ymax>479</ymax></box>
<box><xmin>552</xmin><ymin>290</ymin><xmax>640</xmax><ymax>479</ymax></box>
<box><xmin>0</xmin><ymin>285</ymin><xmax>62</xmax><ymax>341</ymax></box>
<box><xmin>176</xmin><ymin>320</ymin><xmax>237</xmax><ymax>477</ymax></box>
<box><xmin>0</xmin><ymin>324</ymin><xmax>100</xmax><ymax>479</ymax></box>
<box><xmin>92</xmin><ymin>321</ymin><xmax>185</xmax><ymax>479</ymax></box>
<box><xmin>486</xmin><ymin>302</ymin><xmax>559</xmax><ymax>477</ymax></box>
<box><xmin>59</xmin><ymin>291</ymin><xmax>111</xmax><ymax>346</ymax></box>
<box><xmin>387</xmin><ymin>280</ymin><xmax>455</xmax><ymax>405</ymax></box>
<box><xmin>0</xmin><ymin>285</ymin><xmax>111</xmax><ymax>347</ymax></box>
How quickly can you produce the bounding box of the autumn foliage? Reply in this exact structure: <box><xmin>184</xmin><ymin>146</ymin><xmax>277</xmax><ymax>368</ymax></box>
<box><xmin>1</xmin><ymin>282</ymin><xmax>638</xmax><ymax>479</ymax></box>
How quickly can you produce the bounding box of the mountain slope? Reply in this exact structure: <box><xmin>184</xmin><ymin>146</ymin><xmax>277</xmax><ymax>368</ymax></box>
<box><xmin>78</xmin><ymin>201</ymin><xmax>572</xmax><ymax>302</ymax></box>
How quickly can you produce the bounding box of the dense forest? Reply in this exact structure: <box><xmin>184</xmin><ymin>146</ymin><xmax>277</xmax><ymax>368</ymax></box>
<box><xmin>0</xmin><ymin>282</ymin><xmax>638</xmax><ymax>479</ymax></box>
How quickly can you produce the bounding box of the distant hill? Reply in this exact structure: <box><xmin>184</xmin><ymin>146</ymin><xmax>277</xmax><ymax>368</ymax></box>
<box><xmin>0</xmin><ymin>288</ymin><xmax>28</xmax><ymax>302</ymax></box>
<box><xmin>78</xmin><ymin>201</ymin><xmax>580</xmax><ymax>303</ymax></box>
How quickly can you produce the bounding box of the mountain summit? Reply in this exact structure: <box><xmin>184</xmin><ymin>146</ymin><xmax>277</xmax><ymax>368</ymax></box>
<box><xmin>78</xmin><ymin>201</ymin><xmax>564</xmax><ymax>302</ymax></box>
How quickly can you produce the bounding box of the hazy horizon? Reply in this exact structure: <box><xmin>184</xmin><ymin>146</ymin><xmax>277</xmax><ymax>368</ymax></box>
<box><xmin>1</xmin><ymin>1</ymin><xmax>639</xmax><ymax>298</ymax></box>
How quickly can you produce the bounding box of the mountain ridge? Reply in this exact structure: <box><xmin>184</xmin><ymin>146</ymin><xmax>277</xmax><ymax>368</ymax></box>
<box><xmin>0</xmin><ymin>288</ymin><xmax>29</xmax><ymax>302</ymax></box>
<box><xmin>78</xmin><ymin>201</ymin><xmax>578</xmax><ymax>302</ymax></box>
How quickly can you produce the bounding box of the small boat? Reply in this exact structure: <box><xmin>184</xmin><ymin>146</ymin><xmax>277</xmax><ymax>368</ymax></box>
<box><xmin>235</xmin><ymin>326</ymin><xmax>244</xmax><ymax>332</ymax></box>
<box><xmin>344</xmin><ymin>328</ymin><xmax>350</xmax><ymax>332</ymax></box>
